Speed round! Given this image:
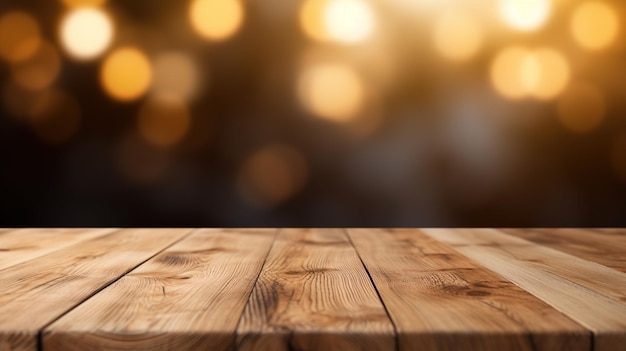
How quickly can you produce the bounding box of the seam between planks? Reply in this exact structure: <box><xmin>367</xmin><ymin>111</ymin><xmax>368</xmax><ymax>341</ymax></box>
<box><xmin>36</xmin><ymin>228</ymin><xmax>198</xmax><ymax>351</ymax></box>
<box><xmin>232</xmin><ymin>228</ymin><xmax>281</xmax><ymax>351</ymax></box>
<box><xmin>591</xmin><ymin>332</ymin><xmax>595</xmax><ymax>351</ymax></box>
<box><xmin>420</xmin><ymin>229</ymin><xmax>602</xmax><ymax>351</ymax></box>
<box><xmin>500</xmin><ymin>228</ymin><xmax>626</xmax><ymax>275</ymax></box>
<box><xmin>344</xmin><ymin>228</ymin><xmax>399</xmax><ymax>351</ymax></box>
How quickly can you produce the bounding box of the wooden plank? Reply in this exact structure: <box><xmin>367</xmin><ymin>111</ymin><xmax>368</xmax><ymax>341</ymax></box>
<box><xmin>0</xmin><ymin>228</ymin><xmax>116</xmax><ymax>271</ymax></box>
<box><xmin>347</xmin><ymin>228</ymin><xmax>589</xmax><ymax>351</ymax></box>
<box><xmin>44</xmin><ymin>229</ymin><xmax>277</xmax><ymax>351</ymax></box>
<box><xmin>502</xmin><ymin>228</ymin><xmax>626</xmax><ymax>273</ymax></box>
<box><xmin>236</xmin><ymin>229</ymin><xmax>395</xmax><ymax>351</ymax></box>
<box><xmin>0</xmin><ymin>228</ymin><xmax>192</xmax><ymax>351</ymax></box>
<box><xmin>572</xmin><ymin>229</ymin><xmax>626</xmax><ymax>236</ymax></box>
<box><xmin>421</xmin><ymin>228</ymin><xmax>626</xmax><ymax>351</ymax></box>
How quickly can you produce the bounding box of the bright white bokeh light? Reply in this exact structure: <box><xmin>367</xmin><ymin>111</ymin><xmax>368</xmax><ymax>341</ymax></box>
<box><xmin>500</xmin><ymin>0</ymin><xmax>551</xmax><ymax>31</ymax></box>
<box><xmin>323</xmin><ymin>0</ymin><xmax>375</xmax><ymax>44</ymax></box>
<box><xmin>60</xmin><ymin>8</ymin><xmax>113</xmax><ymax>60</ymax></box>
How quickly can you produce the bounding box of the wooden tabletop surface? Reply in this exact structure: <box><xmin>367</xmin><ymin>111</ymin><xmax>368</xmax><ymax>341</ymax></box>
<box><xmin>0</xmin><ymin>228</ymin><xmax>625</xmax><ymax>351</ymax></box>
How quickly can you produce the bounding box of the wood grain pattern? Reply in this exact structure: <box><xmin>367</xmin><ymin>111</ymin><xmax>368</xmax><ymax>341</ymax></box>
<box><xmin>347</xmin><ymin>228</ymin><xmax>589</xmax><ymax>351</ymax></box>
<box><xmin>236</xmin><ymin>229</ymin><xmax>395</xmax><ymax>351</ymax></box>
<box><xmin>1</xmin><ymin>228</ymin><xmax>623</xmax><ymax>351</ymax></box>
<box><xmin>421</xmin><ymin>228</ymin><xmax>626</xmax><ymax>351</ymax></box>
<box><xmin>0</xmin><ymin>228</ymin><xmax>116</xmax><ymax>271</ymax></box>
<box><xmin>44</xmin><ymin>229</ymin><xmax>277</xmax><ymax>351</ymax></box>
<box><xmin>0</xmin><ymin>228</ymin><xmax>191</xmax><ymax>351</ymax></box>
<box><xmin>502</xmin><ymin>228</ymin><xmax>626</xmax><ymax>273</ymax></box>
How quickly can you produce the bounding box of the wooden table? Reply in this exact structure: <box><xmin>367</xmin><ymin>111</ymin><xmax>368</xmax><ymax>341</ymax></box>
<box><xmin>0</xmin><ymin>228</ymin><xmax>625</xmax><ymax>351</ymax></box>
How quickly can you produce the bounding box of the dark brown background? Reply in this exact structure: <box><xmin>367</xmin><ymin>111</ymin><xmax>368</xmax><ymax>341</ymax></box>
<box><xmin>1</xmin><ymin>0</ymin><xmax>626</xmax><ymax>226</ymax></box>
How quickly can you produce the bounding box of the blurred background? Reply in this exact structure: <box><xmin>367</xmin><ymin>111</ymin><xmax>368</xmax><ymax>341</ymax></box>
<box><xmin>1</xmin><ymin>0</ymin><xmax>626</xmax><ymax>226</ymax></box>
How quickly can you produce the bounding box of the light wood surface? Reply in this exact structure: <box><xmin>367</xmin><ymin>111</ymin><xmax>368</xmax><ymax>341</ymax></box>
<box><xmin>0</xmin><ymin>228</ymin><xmax>624</xmax><ymax>351</ymax></box>
<box><xmin>44</xmin><ymin>228</ymin><xmax>276</xmax><ymax>351</ymax></box>
<box><xmin>236</xmin><ymin>229</ymin><xmax>395</xmax><ymax>351</ymax></box>
<box><xmin>0</xmin><ymin>228</ymin><xmax>116</xmax><ymax>271</ymax></box>
<box><xmin>347</xmin><ymin>229</ymin><xmax>589</xmax><ymax>351</ymax></box>
<box><xmin>502</xmin><ymin>228</ymin><xmax>626</xmax><ymax>273</ymax></box>
<box><xmin>421</xmin><ymin>228</ymin><xmax>626</xmax><ymax>351</ymax></box>
<box><xmin>0</xmin><ymin>228</ymin><xmax>192</xmax><ymax>351</ymax></box>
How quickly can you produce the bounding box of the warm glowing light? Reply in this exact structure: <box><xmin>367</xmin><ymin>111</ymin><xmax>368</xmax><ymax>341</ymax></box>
<box><xmin>530</xmin><ymin>49</ymin><xmax>570</xmax><ymax>100</ymax></box>
<box><xmin>571</xmin><ymin>1</ymin><xmax>619</xmax><ymax>51</ymax></box>
<box><xmin>500</xmin><ymin>0</ymin><xmax>551</xmax><ymax>31</ymax></box>
<box><xmin>12</xmin><ymin>42</ymin><xmax>62</xmax><ymax>91</ymax></box>
<box><xmin>0</xmin><ymin>12</ymin><xmax>41</xmax><ymax>63</ymax></box>
<box><xmin>491</xmin><ymin>46</ymin><xmax>532</xmax><ymax>99</ymax></box>
<box><xmin>101</xmin><ymin>47</ymin><xmax>152</xmax><ymax>101</ymax></box>
<box><xmin>324</xmin><ymin>0</ymin><xmax>375</xmax><ymax>44</ymax></box>
<box><xmin>300</xmin><ymin>0</ymin><xmax>375</xmax><ymax>44</ymax></box>
<box><xmin>519</xmin><ymin>54</ymin><xmax>541</xmax><ymax>92</ymax></box>
<box><xmin>557</xmin><ymin>82</ymin><xmax>606</xmax><ymax>133</ymax></box>
<box><xmin>29</xmin><ymin>90</ymin><xmax>81</xmax><ymax>144</ymax></box>
<box><xmin>491</xmin><ymin>47</ymin><xmax>569</xmax><ymax>100</ymax></box>
<box><xmin>60</xmin><ymin>8</ymin><xmax>113</xmax><ymax>60</ymax></box>
<box><xmin>189</xmin><ymin>0</ymin><xmax>244</xmax><ymax>41</ymax></box>
<box><xmin>62</xmin><ymin>0</ymin><xmax>107</xmax><ymax>7</ymax></box>
<box><xmin>298</xmin><ymin>63</ymin><xmax>365</xmax><ymax>122</ymax></box>
<box><xmin>433</xmin><ymin>12</ymin><xmax>483</xmax><ymax>62</ymax></box>
<box><xmin>300</xmin><ymin>0</ymin><xmax>331</xmax><ymax>42</ymax></box>
<box><xmin>237</xmin><ymin>144</ymin><xmax>308</xmax><ymax>207</ymax></box>
<box><xmin>137</xmin><ymin>95</ymin><xmax>191</xmax><ymax>148</ymax></box>
<box><xmin>152</xmin><ymin>52</ymin><xmax>200</xmax><ymax>101</ymax></box>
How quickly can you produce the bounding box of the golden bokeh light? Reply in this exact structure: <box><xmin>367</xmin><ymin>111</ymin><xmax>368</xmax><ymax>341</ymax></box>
<box><xmin>300</xmin><ymin>0</ymin><xmax>331</xmax><ymax>42</ymax></box>
<box><xmin>29</xmin><ymin>90</ymin><xmax>81</xmax><ymax>144</ymax></box>
<box><xmin>491</xmin><ymin>47</ymin><xmax>569</xmax><ymax>100</ymax></box>
<box><xmin>530</xmin><ymin>48</ymin><xmax>570</xmax><ymax>100</ymax></box>
<box><xmin>101</xmin><ymin>47</ymin><xmax>152</xmax><ymax>101</ymax></box>
<box><xmin>490</xmin><ymin>46</ymin><xmax>532</xmax><ymax>100</ymax></box>
<box><xmin>152</xmin><ymin>52</ymin><xmax>200</xmax><ymax>101</ymax></box>
<box><xmin>11</xmin><ymin>42</ymin><xmax>62</xmax><ymax>92</ymax></box>
<box><xmin>324</xmin><ymin>0</ymin><xmax>376</xmax><ymax>44</ymax></box>
<box><xmin>60</xmin><ymin>8</ymin><xmax>113</xmax><ymax>60</ymax></box>
<box><xmin>500</xmin><ymin>0</ymin><xmax>551</xmax><ymax>31</ymax></box>
<box><xmin>557</xmin><ymin>82</ymin><xmax>606</xmax><ymax>133</ymax></box>
<box><xmin>298</xmin><ymin>63</ymin><xmax>365</xmax><ymax>122</ymax></box>
<box><xmin>237</xmin><ymin>144</ymin><xmax>308</xmax><ymax>207</ymax></box>
<box><xmin>519</xmin><ymin>54</ymin><xmax>541</xmax><ymax>92</ymax></box>
<box><xmin>571</xmin><ymin>1</ymin><xmax>619</xmax><ymax>51</ymax></box>
<box><xmin>300</xmin><ymin>0</ymin><xmax>375</xmax><ymax>44</ymax></box>
<box><xmin>61</xmin><ymin>0</ymin><xmax>107</xmax><ymax>8</ymax></box>
<box><xmin>137</xmin><ymin>95</ymin><xmax>191</xmax><ymax>148</ymax></box>
<box><xmin>189</xmin><ymin>0</ymin><xmax>244</xmax><ymax>41</ymax></box>
<box><xmin>433</xmin><ymin>12</ymin><xmax>483</xmax><ymax>62</ymax></box>
<box><xmin>0</xmin><ymin>12</ymin><xmax>41</xmax><ymax>63</ymax></box>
